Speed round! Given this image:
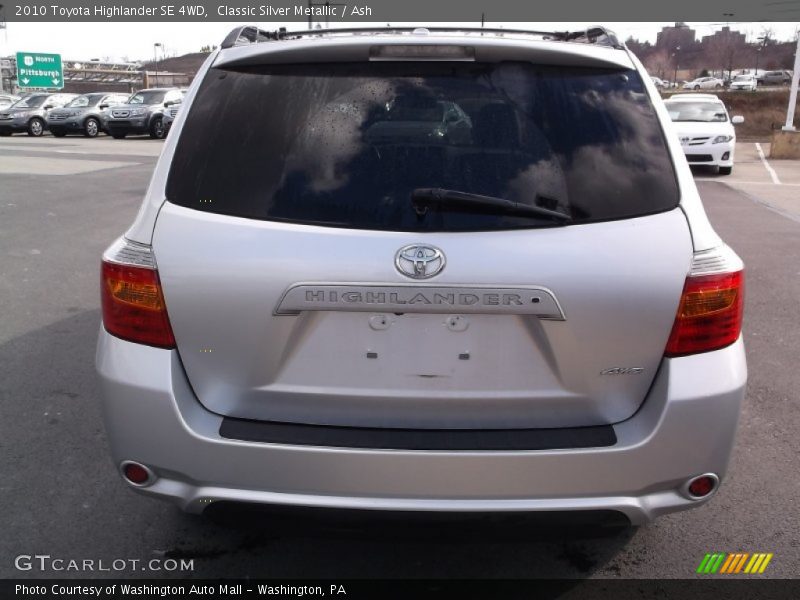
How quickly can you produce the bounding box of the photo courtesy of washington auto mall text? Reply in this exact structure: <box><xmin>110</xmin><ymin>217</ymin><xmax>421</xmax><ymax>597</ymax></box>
<box><xmin>15</xmin><ymin>583</ymin><xmax>347</xmax><ymax>597</ymax></box>
<box><xmin>1</xmin><ymin>0</ymin><xmax>800</xmax><ymax>598</ymax></box>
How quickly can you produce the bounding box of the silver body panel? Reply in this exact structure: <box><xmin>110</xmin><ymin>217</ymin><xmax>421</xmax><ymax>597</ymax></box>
<box><xmin>97</xmin><ymin>330</ymin><xmax>746</xmax><ymax>524</ymax></box>
<box><xmin>152</xmin><ymin>204</ymin><xmax>692</xmax><ymax>429</ymax></box>
<box><xmin>98</xmin><ymin>28</ymin><xmax>747</xmax><ymax>521</ymax></box>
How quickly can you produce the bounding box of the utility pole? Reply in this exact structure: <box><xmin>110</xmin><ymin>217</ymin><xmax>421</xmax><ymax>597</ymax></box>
<box><xmin>0</xmin><ymin>4</ymin><xmax>6</xmax><ymax>93</ymax></box>
<box><xmin>783</xmin><ymin>33</ymin><xmax>800</xmax><ymax>131</ymax></box>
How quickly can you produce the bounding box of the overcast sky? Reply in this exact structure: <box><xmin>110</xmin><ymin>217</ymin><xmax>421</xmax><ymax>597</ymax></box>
<box><xmin>1</xmin><ymin>21</ymin><xmax>798</xmax><ymax>62</ymax></box>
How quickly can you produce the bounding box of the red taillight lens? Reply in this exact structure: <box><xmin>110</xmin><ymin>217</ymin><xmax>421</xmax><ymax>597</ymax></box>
<box><xmin>101</xmin><ymin>260</ymin><xmax>176</xmax><ymax>348</ymax></box>
<box><xmin>665</xmin><ymin>271</ymin><xmax>744</xmax><ymax>357</ymax></box>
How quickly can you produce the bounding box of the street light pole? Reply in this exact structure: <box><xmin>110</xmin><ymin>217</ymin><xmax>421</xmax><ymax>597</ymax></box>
<box><xmin>153</xmin><ymin>42</ymin><xmax>162</xmax><ymax>87</ymax></box>
<box><xmin>0</xmin><ymin>4</ymin><xmax>6</xmax><ymax>93</ymax></box>
<box><xmin>754</xmin><ymin>35</ymin><xmax>767</xmax><ymax>79</ymax></box>
<box><xmin>672</xmin><ymin>46</ymin><xmax>681</xmax><ymax>87</ymax></box>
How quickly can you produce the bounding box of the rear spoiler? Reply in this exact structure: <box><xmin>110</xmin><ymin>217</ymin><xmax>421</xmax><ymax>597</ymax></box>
<box><xmin>220</xmin><ymin>25</ymin><xmax>624</xmax><ymax>50</ymax></box>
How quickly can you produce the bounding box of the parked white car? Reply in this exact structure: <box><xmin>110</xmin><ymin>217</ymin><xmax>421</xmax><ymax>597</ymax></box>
<box><xmin>729</xmin><ymin>74</ymin><xmax>757</xmax><ymax>91</ymax></box>
<box><xmin>683</xmin><ymin>77</ymin><xmax>724</xmax><ymax>90</ymax></box>
<box><xmin>664</xmin><ymin>94</ymin><xmax>744</xmax><ymax>175</ymax></box>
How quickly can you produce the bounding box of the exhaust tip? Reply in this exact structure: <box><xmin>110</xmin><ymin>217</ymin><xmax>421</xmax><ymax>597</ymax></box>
<box><xmin>683</xmin><ymin>473</ymin><xmax>719</xmax><ymax>500</ymax></box>
<box><xmin>120</xmin><ymin>461</ymin><xmax>156</xmax><ymax>487</ymax></box>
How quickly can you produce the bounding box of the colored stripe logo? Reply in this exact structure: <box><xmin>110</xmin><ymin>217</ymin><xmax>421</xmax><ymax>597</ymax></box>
<box><xmin>697</xmin><ymin>553</ymin><xmax>773</xmax><ymax>574</ymax></box>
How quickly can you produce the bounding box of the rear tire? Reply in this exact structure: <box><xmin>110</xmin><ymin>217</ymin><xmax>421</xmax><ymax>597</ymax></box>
<box><xmin>111</xmin><ymin>132</ymin><xmax>127</xmax><ymax>139</ymax></box>
<box><xmin>27</xmin><ymin>118</ymin><xmax>45</xmax><ymax>137</ymax></box>
<box><xmin>719</xmin><ymin>166</ymin><xmax>733</xmax><ymax>176</ymax></box>
<box><xmin>149</xmin><ymin>117</ymin><xmax>165</xmax><ymax>139</ymax></box>
<box><xmin>715</xmin><ymin>84</ymin><xmax>722</xmax><ymax>89</ymax></box>
<box><xmin>83</xmin><ymin>117</ymin><xmax>100</xmax><ymax>138</ymax></box>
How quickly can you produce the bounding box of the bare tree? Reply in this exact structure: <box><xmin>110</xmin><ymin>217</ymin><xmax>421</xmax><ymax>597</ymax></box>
<box><xmin>643</xmin><ymin>48</ymin><xmax>671</xmax><ymax>80</ymax></box>
<box><xmin>706</xmin><ymin>32</ymin><xmax>743</xmax><ymax>81</ymax></box>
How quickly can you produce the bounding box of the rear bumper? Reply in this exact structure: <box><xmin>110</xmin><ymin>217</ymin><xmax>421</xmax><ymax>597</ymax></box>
<box><xmin>96</xmin><ymin>330</ymin><xmax>746</xmax><ymax>525</ymax></box>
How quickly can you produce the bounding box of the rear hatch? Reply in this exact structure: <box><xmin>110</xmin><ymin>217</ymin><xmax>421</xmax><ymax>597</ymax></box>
<box><xmin>153</xmin><ymin>54</ymin><xmax>691</xmax><ymax>429</ymax></box>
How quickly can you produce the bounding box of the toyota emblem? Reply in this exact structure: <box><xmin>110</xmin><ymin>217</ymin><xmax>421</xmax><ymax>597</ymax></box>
<box><xmin>395</xmin><ymin>245</ymin><xmax>446</xmax><ymax>279</ymax></box>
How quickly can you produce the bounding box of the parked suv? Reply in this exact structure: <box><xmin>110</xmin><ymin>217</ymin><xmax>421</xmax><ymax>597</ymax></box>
<box><xmin>0</xmin><ymin>93</ymin><xmax>77</xmax><ymax>136</ymax></box>
<box><xmin>161</xmin><ymin>89</ymin><xmax>187</xmax><ymax>136</ymax></box>
<box><xmin>97</xmin><ymin>26</ymin><xmax>747</xmax><ymax>526</ymax></box>
<box><xmin>757</xmin><ymin>70</ymin><xmax>792</xmax><ymax>86</ymax></box>
<box><xmin>46</xmin><ymin>92</ymin><xmax>130</xmax><ymax>137</ymax></box>
<box><xmin>365</xmin><ymin>97</ymin><xmax>473</xmax><ymax>145</ymax></box>
<box><xmin>104</xmin><ymin>88</ymin><xmax>182</xmax><ymax>139</ymax></box>
<box><xmin>664</xmin><ymin>93</ymin><xmax>744</xmax><ymax>175</ymax></box>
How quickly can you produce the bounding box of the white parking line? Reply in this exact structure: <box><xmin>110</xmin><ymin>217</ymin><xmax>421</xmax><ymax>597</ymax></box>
<box><xmin>694</xmin><ymin>179</ymin><xmax>800</xmax><ymax>186</ymax></box>
<box><xmin>755</xmin><ymin>143</ymin><xmax>781</xmax><ymax>185</ymax></box>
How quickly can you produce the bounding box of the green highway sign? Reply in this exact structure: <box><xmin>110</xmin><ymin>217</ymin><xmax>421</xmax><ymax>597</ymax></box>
<box><xmin>16</xmin><ymin>52</ymin><xmax>64</xmax><ymax>89</ymax></box>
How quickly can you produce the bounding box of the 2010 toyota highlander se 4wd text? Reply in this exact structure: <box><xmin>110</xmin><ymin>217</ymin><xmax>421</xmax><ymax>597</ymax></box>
<box><xmin>96</xmin><ymin>26</ymin><xmax>747</xmax><ymax>525</ymax></box>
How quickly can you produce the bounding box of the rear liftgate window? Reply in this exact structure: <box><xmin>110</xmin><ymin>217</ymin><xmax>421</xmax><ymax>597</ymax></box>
<box><xmin>167</xmin><ymin>62</ymin><xmax>679</xmax><ymax>232</ymax></box>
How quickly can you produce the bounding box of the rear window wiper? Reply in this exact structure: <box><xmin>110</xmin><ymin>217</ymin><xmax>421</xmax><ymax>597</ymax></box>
<box><xmin>411</xmin><ymin>188</ymin><xmax>571</xmax><ymax>222</ymax></box>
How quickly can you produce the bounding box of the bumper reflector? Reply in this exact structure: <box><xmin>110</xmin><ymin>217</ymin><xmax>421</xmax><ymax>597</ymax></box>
<box><xmin>122</xmin><ymin>462</ymin><xmax>152</xmax><ymax>486</ymax></box>
<box><xmin>687</xmin><ymin>474</ymin><xmax>718</xmax><ymax>498</ymax></box>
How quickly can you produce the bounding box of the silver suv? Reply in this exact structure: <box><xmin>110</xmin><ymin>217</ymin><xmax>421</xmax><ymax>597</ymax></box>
<box><xmin>46</xmin><ymin>92</ymin><xmax>130</xmax><ymax>137</ymax></box>
<box><xmin>757</xmin><ymin>70</ymin><xmax>792</xmax><ymax>86</ymax></box>
<box><xmin>104</xmin><ymin>88</ymin><xmax>183</xmax><ymax>139</ymax></box>
<box><xmin>97</xmin><ymin>26</ymin><xmax>747</xmax><ymax>526</ymax></box>
<box><xmin>0</xmin><ymin>92</ymin><xmax>77</xmax><ymax>136</ymax></box>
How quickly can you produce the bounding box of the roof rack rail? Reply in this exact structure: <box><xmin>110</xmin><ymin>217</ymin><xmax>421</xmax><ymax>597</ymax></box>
<box><xmin>220</xmin><ymin>25</ymin><xmax>624</xmax><ymax>50</ymax></box>
<box><xmin>560</xmin><ymin>26</ymin><xmax>623</xmax><ymax>49</ymax></box>
<box><xmin>220</xmin><ymin>25</ymin><xmax>288</xmax><ymax>49</ymax></box>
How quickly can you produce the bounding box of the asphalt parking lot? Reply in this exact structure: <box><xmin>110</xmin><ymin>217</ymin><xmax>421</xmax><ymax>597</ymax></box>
<box><xmin>0</xmin><ymin>137</ymin><xmax>798</xmax><ymax>580</ymax></box>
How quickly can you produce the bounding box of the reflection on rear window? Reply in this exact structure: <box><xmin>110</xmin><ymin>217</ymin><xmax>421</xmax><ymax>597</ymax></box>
<box><xmin>129</xmin><ymin>91</ymin><xmax>165</xmax><ymax>105</ymax></box>
<box><xmin>167</xmin><ymin>62</ymin><xmax>679</xmax><ymax>232</ymax></box>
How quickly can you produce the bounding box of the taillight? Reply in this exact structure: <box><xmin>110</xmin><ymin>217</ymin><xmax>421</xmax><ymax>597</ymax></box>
<box><xmin>665</xmin><ymin>270</ymin><xmax>744</xmax><ymax>357</ymax></box>
<box><xmin>101</xmin><ymin>239</ymin><xmax>175</xmax><ymax>349</ymax></box>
